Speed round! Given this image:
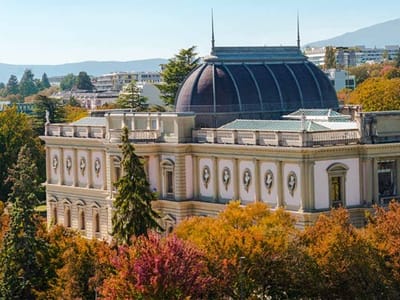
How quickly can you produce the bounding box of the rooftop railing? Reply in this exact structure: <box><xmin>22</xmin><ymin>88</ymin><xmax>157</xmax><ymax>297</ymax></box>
<box><xmin>193</xmin><ymin>128</ymin><xmax>360</xmax><ymax>147</ymax></box>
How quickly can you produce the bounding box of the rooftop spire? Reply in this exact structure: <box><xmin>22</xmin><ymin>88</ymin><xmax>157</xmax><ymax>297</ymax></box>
<box><xmin>211</xmin><ymin>9</ymin><xmax>215</xmax><ymax>53</ymax></box>
<box><xmin>297</xmin><ymin>11</ymin><xmax>301</xmax><ymax>50</ymax></box>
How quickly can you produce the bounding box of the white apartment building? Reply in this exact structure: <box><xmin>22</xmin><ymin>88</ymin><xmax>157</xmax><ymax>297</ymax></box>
<box><xmin>93</xmin><ymin>71</ymin><xmax>161</xmax><ymax>91</ymax></box>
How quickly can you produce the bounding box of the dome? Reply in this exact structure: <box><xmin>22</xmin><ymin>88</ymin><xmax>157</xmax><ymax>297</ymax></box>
<box><xmin>175</xmin><ymin>46</ymin><xmax>338</xmax><ymax>128</ymax></box>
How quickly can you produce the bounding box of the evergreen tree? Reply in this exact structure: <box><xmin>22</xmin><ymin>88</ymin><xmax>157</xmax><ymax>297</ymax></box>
<box><xmin>19</xmin><ymin>69</ymin><xmax>39</xmax><ymax>97</ymax></box>
<box><xmin>324</xmin><ymin>46</ymin><xmax>336</xmax><ymax>70</ymax></box>
<box><xmin>0</xmin><ymin>82</ymin><xmax>5</xmax><ymax>90</ymax></box>
<box><xmin>156</xmin><ymin>46</ymin><xmax>199</xmax><ymax>106</ymax></box>
<box><xmin>6</xmin><ymin>74</ymin><xmax>19</xmax><ymax>95</ymax></box>
<box><xmin>32</xmin><ymin>94</ymin><xmax>66</xmax><ymax>135</ymax></box>
<box><xmin>41</xmin><ymin>73</ymin><xmax>51</xmax><ymax>89</ymax></box>
<box><xmin>76</xmin><ymin>71</ymin><xmax>94</xmax><ymax>91</ymax></box>
<box><xmin>60</xmin><ymin>73</ymin><xmax>77</xmax><ymax>91</ymax></box>
<box><xmin>112</xmin><ymin>127</ymin><xmax>162</xmax><ymax>245</ymax></box>
<box><xmin>116</xmin><ymin>80</ymin><xmax>148</xmax><ymax>110</ymax></box>
<box><xmin>0</xmin><ymin>146</ymin><xmax>44</xmax><ymax>299</ymax></box>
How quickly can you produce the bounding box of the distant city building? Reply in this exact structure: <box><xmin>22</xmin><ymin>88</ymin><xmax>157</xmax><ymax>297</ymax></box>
<box><xmin>324</xmin><ymin>69</ymin><xmax>356</xmax><ymax>91</ymax></box>
<box><xmin>92</xmin><ymin>71</ymin><xmax>161</xmax><ymax>91</ymax></box>
<box><xmin>304</xmin><ymin>45</ymin><xmax>400</xmax><ymax>68</ymax></box>
<box><xmin>0</xmin><ymin>101</ymin><xmax>34</xmax><ymax>114</ymax></box>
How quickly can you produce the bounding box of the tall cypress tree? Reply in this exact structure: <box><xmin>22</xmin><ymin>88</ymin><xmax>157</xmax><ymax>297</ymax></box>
<box><xmin>19</xmin><ymin>69</ymin><xmax>39</xmax><ymax>97</ymax></box>
<box><xmin>41</xmin><ymin>73</ymin><xmax>51</xmax><ymax>89</ymax></box>
<box><xmin>0</xmin><ymin>146</ymin><xmax>43</xmax><ymax>299</ymax></box>
<box><xmin>112</xmin><ymin>127</ymin><xmax>162</xmax><ymax>245</ymax></box>
<box><xmin>6</xmin><ymin>74</ymin><xmax>19</xmax><ymax>95</ymax></box>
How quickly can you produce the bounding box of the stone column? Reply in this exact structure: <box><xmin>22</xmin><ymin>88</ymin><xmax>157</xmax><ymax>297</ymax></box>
<box><xmin>254</xmin><ymin>158</ymin><xmax>260</xmax><ymax>202</ymax></box>
<box><xmin>372</xmin><ymin>158</ymin><xmax>378</xmax><ymax>204</ymax></box>
<box><xmin>73</xmin><ymin>148</ymin><xmax>78</xmax><ymax>187</ymax></box>
<box><xmin>102</xmin><ymin>151</ymin><xmax>107</xmax><ymax>190</ymax></box>
<box><xmin>277</xmin><ymin>160</ymin><xmax>284</xmax><ymax>207</ymax></box>
<box><xmin>174</xmin><ymin>154</ymin><xmax>186</xmax><ymax>201</ymax></box>
<box><xmin>233</xmin><ymin>158</ymin><xmax>239</xmax><ymax>201</ymax></box>
<box><xmin>46</xmin><ymin>147</ymin><xmax>51</xmax><ymax>184</ymax></box>
<box><xmin>192</xmin><ymin>155</ymin><xmax>199</xmax><ymax>200</ymax></box>
<box><xmin>212</xmin><ymin>156</ymin><xmax>219</xmax><ymax>202</ymax></box>
<box><xmin>306</xmin><ymin>160</ymin><xmax>315</xmax><ymax>211</ymax></box>
<box><xmin>59</xmin><ymin>148</ymin><xmax>64</xmax><ymax>185</ymax></box>
<box><xmin>87</xmin><ymin>150</ymin><xmax>93</xmax><ymax>189</ymax></box>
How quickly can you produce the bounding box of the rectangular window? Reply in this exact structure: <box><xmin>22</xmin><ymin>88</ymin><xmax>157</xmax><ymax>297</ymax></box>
<box><xmin>330</xmin><ymin>176</ymin><xmax>343</xmax><ymax>208</ymax></box>
<box><xmin>378</xmin><ymin>160</ymin><xmax>396</xmax><ymax>197</ymax></box>
<box><xmin>166</xmin><ymin>171</ymin><xmax>173</xmax><ymax>194</ymax></box>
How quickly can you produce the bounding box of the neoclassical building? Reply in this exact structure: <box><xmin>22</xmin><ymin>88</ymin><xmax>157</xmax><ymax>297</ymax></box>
<box><xmin>41</xmin><ymin>46</ymin><xmax>400</xmax><ymax>240</ymax></box>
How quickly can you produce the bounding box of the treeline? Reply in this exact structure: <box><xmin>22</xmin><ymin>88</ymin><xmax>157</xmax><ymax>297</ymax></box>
<box><xmin>2</xmin><ymin>199</ymin><xmax>400</xmax><ymax>299</ymax></box>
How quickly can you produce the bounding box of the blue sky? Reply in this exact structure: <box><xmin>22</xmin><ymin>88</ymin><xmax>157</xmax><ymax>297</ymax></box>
<box><xmin>0</xmin><ymin>0</ymin><xmax>399</xmax><ymax>64</ymax></box>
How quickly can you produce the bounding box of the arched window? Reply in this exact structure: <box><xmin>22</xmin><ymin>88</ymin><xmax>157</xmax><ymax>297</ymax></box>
<box><xmin>65</xmin><ymin>207</ymin><xmax>71</xmax><ymax>228</ymax></box>
<box><xmin>79</xmin><ymin>211</ymin><xmax>86</xmax><ymax>230</ymax></box>
<box><xmin>94</xmin><ymin>213</ymin><xmax>100</xmax><ymax>233</ymax></box>
<box><xmin>160</xmin><ymin>159</ymin><xmax>175</xmax><ymax>199</ymax></box>
<box><xmin>327</xmin><ymin>163</ymin><xmax>349</xmax><ymax>208</ymax></box>
<box><xmin>53</xmin><ymin>207</ymin><xmax>58</xmax><ymax>225</ymax></box>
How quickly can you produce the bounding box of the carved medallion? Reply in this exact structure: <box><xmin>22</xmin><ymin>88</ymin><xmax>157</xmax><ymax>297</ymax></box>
<box><xmin>287</xmin><ymin>171</ymin><xmax>297</xmax><ymax>196</ymax></box>
<box><xmin>66</xmin><ymin>156</ymin><xmax>72</xmax><ymax>175</ymax></box>
<box><xmin>52</xmin><ymin>155</ymin><xmax>58</xmax><ymax>172</ymax></box>
<box><xmin>94</xmin><ymin>158</ymin><xmax>101</xmax><ymax>177</ymax></box>
<box><xmin>202</xmin><ymin>165</ymin><xmax>210</xmax><ymax>188</ymax></box>
<box><xmin>80</xmin><ymin>157</ymin><xmax>86</xmax><ymax>176</ymax></box>
<box><xmin>222</xmin><ymin>167</ymin><xmax>231</xmax><ymax>191</ymax></box>
<box><xmin>242</xmin><ymin>168</ymin><xmax>251</xmax><ymax>192</ymax></box>
<box><xmin>264</xmin><ymin>170</ymin><xmax>273</xmax><ymax>194</ymax></box>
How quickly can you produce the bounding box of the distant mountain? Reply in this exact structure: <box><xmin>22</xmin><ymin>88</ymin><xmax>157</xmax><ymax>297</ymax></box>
<box><xmin>306</xmin><ymin>18</ymin><xmax>400</xmax><ymax>48</ymax></box>
<box><xmin>0</xmin><ymin>58</ymin><xmax>168</xmax><ymax>83</ymax></box>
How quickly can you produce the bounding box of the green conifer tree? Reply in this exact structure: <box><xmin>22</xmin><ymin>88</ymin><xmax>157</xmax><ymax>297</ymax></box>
<box><xmin>41</xmin><ymin>73</ymin><xmax>51</xmax><ymax>89</ymax></box>
<box><xmin>6</xmin><ymin>74</ymin><xmax>19</xmax><ymax>95</ymax></box>
<box><xmin>19</xmin><ymin>69</ymin><xmax>39</xmax><ymax>97</ymax></box>
<box><xmin>0</xmin><ymin>146</ymin><xmax>44</xmax><ymax>299</ymax></box>
<box><xmin>116</xmin><ymin>80</ymin><xmax>148</xmax><ymax>110</ymax></box>
<box><xmin>112</xmin><ymin>127</ymin><xmax>162</xmax><ymax>245</ymax></box>
<box><xmin>156</xmin><ymin>46</ymin><xmax>199</xmax><ymax>106</ymax></box>
<box><xmin>76</xmin><ymin>71</ymin><xmax>94</xmax><ymax>91</ymax></box>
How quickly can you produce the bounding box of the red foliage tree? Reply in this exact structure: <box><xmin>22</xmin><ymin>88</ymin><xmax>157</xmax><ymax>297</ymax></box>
<box><xmin>99</xmin><ymin>232</ymin><xmax>216</xmax><ymax>299</ymax></box>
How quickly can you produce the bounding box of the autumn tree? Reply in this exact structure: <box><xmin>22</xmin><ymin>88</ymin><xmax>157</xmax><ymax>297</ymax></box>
<box><xmin>324</xmin><ymin>46</ymin><xmax>336</xmax><ymax>69</ymax></box>
<box><xmin>116</xmin><ymin>80</ymin><xmax>148</xmax><ymax>110</ymax></box>
<box><xmin>112</xmin><ymin>127</ymin><xmax>162</xmax><ymax>244</ymax></box>
<box><xmin>175</xmin><ymin>201</ymin><xmax>316</xmax><ymax>299</ymax></box>
<box><xmin>157</xmin><ymin>46</ymin><xmax>199</xmax><ymax>106</ymax></box>
<box><xmin>0</xmin><ymin>107</ymin><xmax>44</xmax><ymax>201</ymax></box>
<box><xmin>365</xmin><ymin>201</ymin><xmax>400</xmax><ymax>291</ymax></box>
<box><xmin>300</xmin><ymin>208</ymin><xmax>393</xmax><ymax>299</ymax></box>
<box><xmin>100</xmin><ymin>232</ymin><xmax>216</xmax><ymax>299</ymax></box>
<box><xmin>348</xmin><ymin>77</ymin><xmax>400</xmax><ymax>110</ymax></box>
<box><xmin>0</xmin><ymin>146</ymin><xmax>46</xmax><ymax>299</ymax></box>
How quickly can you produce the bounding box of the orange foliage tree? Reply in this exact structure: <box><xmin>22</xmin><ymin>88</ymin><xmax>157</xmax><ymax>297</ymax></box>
<box><xmin>175</xmin><ymin>201</ymin><xmax>318</xmax><ymax>299</ymax></box>
<box><xmin>300</xmin><ymin>208</ymin><xmax>394</xmax><ymax>298</ymax></box>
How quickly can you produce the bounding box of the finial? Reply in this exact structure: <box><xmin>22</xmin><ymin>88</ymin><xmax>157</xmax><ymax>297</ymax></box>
<box><xmin>297</xmin><ymin>10</ymin><xmax>301</xmax><ymax>50</ymax></box>
<box><xmin>211</xmin><ymin>8</ymin><xmax>215</xmax><ymax>53</ymax></box>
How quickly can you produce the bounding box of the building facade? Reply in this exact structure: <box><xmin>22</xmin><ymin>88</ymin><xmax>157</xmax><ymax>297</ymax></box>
<box><xmin>41</xmin><ymin>109</ymin><xmax>400</xmax><ymax>239</ymax></box>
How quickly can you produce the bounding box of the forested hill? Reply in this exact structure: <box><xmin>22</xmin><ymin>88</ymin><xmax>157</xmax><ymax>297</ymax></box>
<box><xmin>0</xmin><ymin>58</ymin><xmax>168</xmax><ymax>83</ymax></box>
<box><xmin>306</xmin><ymin>18</ymin><xmax>400</xmax><ymax>48</ymax></box>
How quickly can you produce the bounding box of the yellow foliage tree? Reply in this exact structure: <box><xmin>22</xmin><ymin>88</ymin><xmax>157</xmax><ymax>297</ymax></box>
<box><xmin>348</xmin><ymin>77</ymin><xmax>400</xmax><ymax>111</ymax></box>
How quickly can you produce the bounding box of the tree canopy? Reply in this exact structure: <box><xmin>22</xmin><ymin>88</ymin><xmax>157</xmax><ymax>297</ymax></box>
<box><xmin>111</xmin><ymin>127</ymin><xmax>162</xmax><ymax>244</ymax></box>
<box><xmin>324</xmin><ymin>46</ymin><xmax>336</xmax><ymax>69</ymax></box>
<box><xmin>116</xmin><ymin>80</ymin><xmax>148</xmax><ymax>110</ymax></box>
<box><xmin>32</xmin><ymin>94</ymin><xmax>66</xmax><ymax>135</ymax></box>
<box><xmin>60</xmin><ymin>73</ymin><xmax>77</xmax><ymax>91</ymax></box>
<box><xmin>5</xmin><ymin>75</ymin><xmax>19</xmax><ymax>95</ymax></box>
<box><xmin>76</xmin><ymin>71</ymin><xmax>94</xmax><ymax>91</ymax></box>
<box><xmin>41</xmin><ymin>73</ymin><xmax>51</xmax><ymax>89</ymax></box>
<box><xmin>0</xmin><ymin>146</ymin><xmax>45</xmax><ymax>299</ymax></box>
<box><xmin>0</xmin><ymin>107</ymin><xmax>44</xmax><ymax>201</ymax></box>
<box><xmin>348</xmin><ymin>77</ymin><xmax>400</xmax><ymax>111</ymax></box>
<box><xmin>19</xmin><ymin>69</ymin><xmax>39</xmax><ymax>97</ymax></box>
<box><xmin>156</xmin><ymin>46</ymin><xmax>199</xmax><ymax>106</ymax></box>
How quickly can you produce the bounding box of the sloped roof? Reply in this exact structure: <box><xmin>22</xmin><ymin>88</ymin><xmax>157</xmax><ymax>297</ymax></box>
<box><xmin>220</xmin><ymin>119</ymin><xmax>330</xmax><ymax>132</ymax></box>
